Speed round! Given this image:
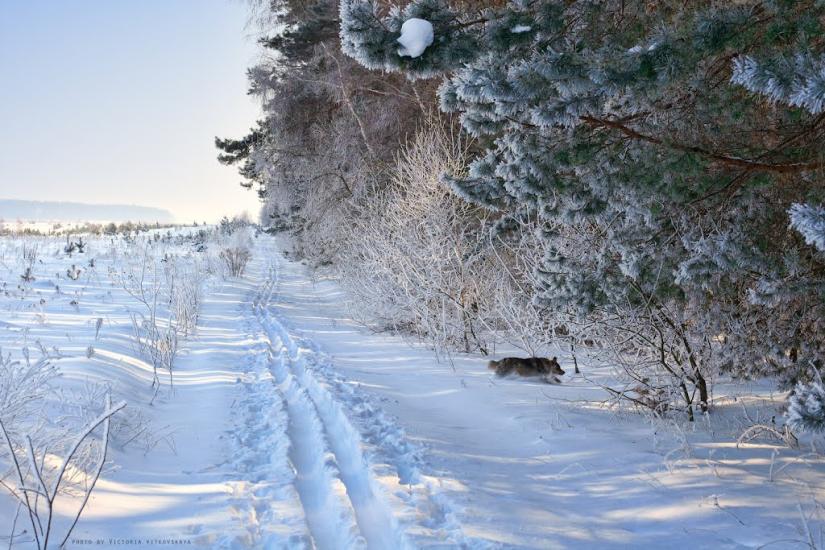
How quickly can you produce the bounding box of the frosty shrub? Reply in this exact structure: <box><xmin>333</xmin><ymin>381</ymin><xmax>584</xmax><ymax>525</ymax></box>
<box><xmin>220</xmin><ymin>245</ymin><xmax>252</xmax><ymax>277</ymax></box>
<box><xmin>474</xmin><ymin>214</ymin><xmax>567</xmax><ymax>360</ymax></box>
<box><xmin>340</xmin><ymin>116</ymin><xmax>491</xmax><ymax>353</ymax></box>
<box><xmin>66</xmin><ymin>264</ymin><xmax>82</xmax><ymax>281</ymax></box>
<box><xmin>0</xmin><ymin>349</ymin><xmax>57</xmax><ymax>435</ymax></box>
<box><xmin>20</xmin><ymin>243</ymin><xmax>37</xmax><ymax>283</ymax></box>
<box><xmin>129</xmin><ymin>313</ymin><xmax>179</xmax><ymax>396</ymax></box>
<box><xmin>163</xmin><ymin>255</ymin><xmax>206</xmax><ymax>338</ymax></box>
<box><xmin>113</xmin><ymin>244</ymin><xmax>180</xmax><ymax>402</ymax></box>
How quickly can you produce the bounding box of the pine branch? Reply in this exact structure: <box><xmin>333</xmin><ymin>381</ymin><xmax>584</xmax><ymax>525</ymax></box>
<box><xmin>580</xmin><ymin>116</ymin><xmax>823</xmax><ymax>174</ymax></box>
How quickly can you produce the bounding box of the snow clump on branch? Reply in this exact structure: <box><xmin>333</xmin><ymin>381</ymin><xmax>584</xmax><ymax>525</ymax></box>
<box><xmin>397</xmin><ymin>18</ymin><xmax>434</xmax><ymax>58</ymax></box>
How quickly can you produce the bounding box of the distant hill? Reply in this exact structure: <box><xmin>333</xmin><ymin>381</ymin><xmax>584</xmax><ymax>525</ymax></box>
<box><xmin>0</xmin><ymin>200</ymin><xmax>174</xmax><ymax>223</ymax></box>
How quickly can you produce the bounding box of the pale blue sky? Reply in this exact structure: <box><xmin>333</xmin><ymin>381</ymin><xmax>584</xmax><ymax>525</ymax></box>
<box><xmin>0</xmin><ymin>0</ymin><xmax>262</xmax><ymax>222</ymax></box>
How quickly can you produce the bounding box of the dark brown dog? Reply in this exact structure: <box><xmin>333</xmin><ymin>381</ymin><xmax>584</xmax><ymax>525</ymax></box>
<box><xmin>488</xmin><ymin>357</ymin><xmax>565</xmax><ymax>382</ymax></box>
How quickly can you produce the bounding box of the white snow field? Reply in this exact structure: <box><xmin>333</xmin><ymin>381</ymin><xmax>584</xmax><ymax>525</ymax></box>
<box><xmin>1</xmin><ymin>231</ymin><xmax>824</xmax><ymax>549</ymax></box>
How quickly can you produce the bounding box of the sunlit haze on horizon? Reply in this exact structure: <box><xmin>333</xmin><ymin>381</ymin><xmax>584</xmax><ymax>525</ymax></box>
<box><xmin>0</xmin><ymin>0</ymin><xmax>262</xmax><ymax>223</ymax></box>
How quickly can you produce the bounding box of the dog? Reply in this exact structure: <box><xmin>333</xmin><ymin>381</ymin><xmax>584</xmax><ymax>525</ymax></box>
<box><xmin>488</xmin><ymin>356</ymin><xmax>565</xmax><ymax>383</ymax></box>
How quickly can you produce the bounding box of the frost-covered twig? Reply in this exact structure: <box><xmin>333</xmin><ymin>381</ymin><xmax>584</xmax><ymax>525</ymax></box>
<box><xmin>59</xmin><ymin>394</ymin><xmax>117</xmax><ymax>548</ymax></box>
<box><xmin>21</xmin><ymin>396</ymin><xmax>126</xmax><ymax>549</ymax></box>
<box><xmin>737</xmin><ymin>424</ymin><xmax>798</xmax><ymax>449</ymax></box>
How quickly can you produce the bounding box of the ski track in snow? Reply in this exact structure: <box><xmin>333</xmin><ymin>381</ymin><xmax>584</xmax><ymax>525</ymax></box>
<box><xmin>240</xmin><ymin>242</ymin><xmax>472</xmax><ymax>549</ymax></box>
<box><xmin>223</xmin><ymin>273</ymin><xmax>310</xmax><ymax>548</ymax></box>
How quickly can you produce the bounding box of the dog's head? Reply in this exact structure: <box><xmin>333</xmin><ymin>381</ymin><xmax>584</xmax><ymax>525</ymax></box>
<box><xmin>542</xmin><ymin>357</ymin><xmax>565</xmax><ymax>375</ymax></box>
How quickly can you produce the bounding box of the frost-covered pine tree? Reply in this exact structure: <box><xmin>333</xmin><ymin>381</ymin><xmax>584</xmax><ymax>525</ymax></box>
<box><xmin>340</xmin><ymin>0</ymin><xmax>825</xmax><ymax>414</ymax></box>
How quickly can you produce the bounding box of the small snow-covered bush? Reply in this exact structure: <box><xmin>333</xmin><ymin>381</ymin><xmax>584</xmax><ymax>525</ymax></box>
<box><xmin>0</xmin><ymin>349</ymin><xmax>57</xmax><ymax>431</ymax></box>
<box><xmin>114</xmin><ymin>245</ymin><xmax>180</xmax><ymax>402</ymax></box>
<box><xmin>66</xmin><ymin>264</ymin><xmax>82</xmax><ymax>280</ymax></box>
<box><xmin>164</xmin><ymin>255</ymin><xmax>206</xmax><ymax>338</ymax></box>
<box><xmin>340</xmin><ymin>117</ymin><xmax>491</xmax><ymax>353</ymax></box>
<box><xmin>20</xmin><ymin>267</ymin><xmax>35</xmax><ymax>283</ymax></box>
<box><xmin>220</xmin><ymin>247</ymin><xmax>251</xmax><ymax>277</ymax></box>
<box><xmin>20</xmin><ymin>243</ymin><xmax>38</xmax><ymax>282</ymax></box>
<box><xmin>473</xmin><ymin>215</ymin><xmax>562</xmax><ymax>360</ymax></box>
<box><xmin>63</xmin><ymin>236</ymin><xmax>86</xmax><ymax>256</ymax></box>
<box><xmin>21</xmin><ymin>243</ymin><xmax>37</xmax><ymax>267</ymax></box>
<box><xmin>220</xmin><ymin>233</ymin><xmax>252</xmax><ymax>277</ymax></box>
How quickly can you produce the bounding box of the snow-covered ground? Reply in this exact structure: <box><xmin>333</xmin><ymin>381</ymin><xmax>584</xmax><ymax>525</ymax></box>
<box><xmin>0</xmin><ymin>232</ymin><xmax>823</xmax><ymax>549</ymax></box>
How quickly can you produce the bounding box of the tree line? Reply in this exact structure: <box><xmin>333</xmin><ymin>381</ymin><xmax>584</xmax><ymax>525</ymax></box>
<box><xmin>218</xmin><ymin>0</ymin><xmax>825</xmax><ymax>425</ymax></box>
